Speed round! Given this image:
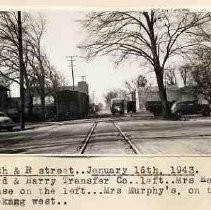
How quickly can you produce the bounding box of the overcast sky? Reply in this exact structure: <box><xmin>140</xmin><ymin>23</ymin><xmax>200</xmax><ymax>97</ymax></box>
<box><xmin>44</xmin><ymin>10</ymin><xmax>159</xmax><ymax>103</ymax></box>
<box><xmin>12</xmin><ymin>10</ymin><xmax>182</xmax><ymax>103</ymax></box>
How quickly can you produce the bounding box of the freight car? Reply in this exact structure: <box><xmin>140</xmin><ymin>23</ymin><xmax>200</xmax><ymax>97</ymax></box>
<box><xmin>56</xmin><ymin>90</ymin><xmax>89</xmax><ymax>120</ymax></box>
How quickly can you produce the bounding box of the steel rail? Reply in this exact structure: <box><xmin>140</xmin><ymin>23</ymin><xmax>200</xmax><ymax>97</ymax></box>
<box><xmin>79</xmin><ymin>121</ymin><xmax>98</xmax><ymax>154</ymax></box>
<box><xmin>111</xmin><ymin>120</ymin><xmax>140</xmax><ymax>154</ymax></box>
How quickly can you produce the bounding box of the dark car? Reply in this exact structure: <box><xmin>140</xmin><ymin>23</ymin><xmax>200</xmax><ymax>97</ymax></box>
<box><xmin>145</xmin><ymin>101</ymin><xmax>174</xmax><ymax>116</ymax></box>
<box><xmin>0</xmin><ymin>112</ymin><xmax>16</xmax><ymax>131</ymax></box>
<box><xmin>171</xmin><ymin>100</ymin><xmax>210</xmax><ymax>117</ymax></box>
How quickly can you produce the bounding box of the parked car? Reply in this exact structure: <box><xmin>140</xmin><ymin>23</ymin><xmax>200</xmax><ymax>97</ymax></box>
<box><xmin>171</xmin><ymin>100</ymin><xmax>210</xmax><ymax>117</ymax></box>
<box><xmin>145</xmin><ymin>101</ymin><xmax>174</xmax><ymax>116</ymax></box>
<box><xmin>0</xmin><ymin>112</ymin><xmax>15</xmax><ymax>132</ymax></box>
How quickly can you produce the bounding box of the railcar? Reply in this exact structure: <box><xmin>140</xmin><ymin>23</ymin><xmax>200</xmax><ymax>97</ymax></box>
<box><xmin>56</xmin><ymin>90</ymin><xmax>89</xmax><ymax>120</ymax></box>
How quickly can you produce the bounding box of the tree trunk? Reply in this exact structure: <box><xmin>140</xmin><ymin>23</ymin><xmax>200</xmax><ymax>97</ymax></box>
<box><xmin>40</xmin><ymin>72</ymin><xmax>45</xmax><ymax>121</ymax></box>
<box><xmin>40</xmin><ymin>94</ymin><xmax>45</xmax><ymax>121</ymax></box>
<box><xmin>155</xmin><ymin>67</ymin><xmax>172</xmax><ymax>118</ymax></box>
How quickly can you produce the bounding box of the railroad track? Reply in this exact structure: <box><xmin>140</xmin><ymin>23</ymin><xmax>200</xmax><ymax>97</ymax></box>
<box><xmin>78</xmin><ymin>119</ymin><xmax>140</xmax><ymax>154</ymax></box>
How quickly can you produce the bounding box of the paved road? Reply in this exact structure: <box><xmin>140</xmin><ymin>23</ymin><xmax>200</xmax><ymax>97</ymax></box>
<box><xmin>0</xmin><ymin>115</ymin><xmax>211</xmax><ymax>154</ymax></box>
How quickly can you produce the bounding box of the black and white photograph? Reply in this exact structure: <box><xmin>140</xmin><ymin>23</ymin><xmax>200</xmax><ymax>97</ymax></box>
<box><xmin>0</xmin><ymin>9</ymin><xmax>211</xmax><ymax>154</ymax></box>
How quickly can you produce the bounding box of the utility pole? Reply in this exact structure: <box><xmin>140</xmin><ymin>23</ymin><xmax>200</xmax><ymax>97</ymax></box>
<box><xmin>17</xmin><ymin>11</ymin><xmax>25</xmax><ymax>130</ymax></box>
<box><xmin>66</xmin><ymin>56</ymin><xmax>75</xmax><ymax>90</ymax></box>
<box><xmin>92</xmin><ymin>91</ymin><xmax>95</xmax><ymax>104</ymax></box>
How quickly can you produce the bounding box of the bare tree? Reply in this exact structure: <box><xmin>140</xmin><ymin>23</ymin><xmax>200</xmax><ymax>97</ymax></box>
<box><xmin>79</xmin><ymin>10</ymin><xmax>211</xmax><ymax>118</ymax></box>
<box><xmin>125</xmin><ymin>75</ymin><xmax>147</xmax><ymax>92</ymax></box>
<box><xmin>179</xmin><ymin>64</ymin><xmax>194</xmax><ymax>87</ymax></box>
<box><xmin>165</xmin><ymin>68</ymin><xmax>177</xmax><ymax>87</ymax></box>
<box><xmin>0</xmin><ymin>76</ymin><xmax>12</xmax><ymax>87</ymax></box>
<box><xmin>104</xmin><ymin>89</ymin><xmax>119</xmax><ymax>105</ymax></box>
<box><xmin>25</xmin><ymin>14</ymin><xmax>48</xmax><ymax>119</ymax></box>
<box><xmin>0</xmin><ymin>12</ymin><xmax>46</xmax><ymax>118</ymax></box>
<box><xmin>0</xmin><ymin>12</ymin><xmax>67</xmax><ymax>120</ymax></box>
<box><xmin>46</xmin><ymin>62</ymin><xmax>67</xmax><ymax>101</ymax></box>
<box><xmin>124</xmin><ymin>79</ymin><xmax>137</xmax><ymax>94</ymax></box>
<box><xmin>190</xmin><ymin>47</ymin><xmax>211</xmax><ymax>103</ymax></box>
<box><xmin>0</xmin><ymin>11</ymin><xmax>32</xmax><ymax>122</ymax></box>
<box><xmin>124</xmin><ymin>74</ymin><xmax>147</xmax><ymax>101</ymax></box>
<box><xmin>137</xmin><ymin>74</ymin><xmax>147</xmax><ymax>88</ymax></box>
<box><xmin>0</xmin><ymin>12</ymin><xmax>23</xmax><ymax>84</ymax></box>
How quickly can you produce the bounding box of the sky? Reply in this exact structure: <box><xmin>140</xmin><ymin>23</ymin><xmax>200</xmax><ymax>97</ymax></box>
<box><xmin>11</xmin><ymin>10</ymin><xmax>184</xmax><ymax>103</ymax></box>
<box><xmin>42</xmin><ymin>10</ymin><xmax>157</xmax><ymax>103</ymax></box>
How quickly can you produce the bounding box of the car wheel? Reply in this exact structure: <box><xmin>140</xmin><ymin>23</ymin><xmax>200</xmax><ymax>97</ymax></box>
<box><xmin>153</xmin><ymin>111</ymin><xmax>160</xmax><ymax>116</ymax></box>
<box><xmin>7</xmin><ymin>127</ymin><xmax>13</xmax><ymax>132</ymax></box>
<box><xmin>202</xmin><ymin>110</ymin><xmax>210</xmax><ymax>116</ymax></box>
<box><xmin>175</xmin><ymin>111</ymin><xmax>182</xmax><ymax>119</ymax></box>
<box><xmin>203</xmin><ymin>111</ymin><xmax>210</xmax><ymax>116</ymax></box>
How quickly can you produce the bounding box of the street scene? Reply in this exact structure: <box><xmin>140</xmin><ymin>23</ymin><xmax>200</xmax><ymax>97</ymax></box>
<box><xmin>1</xmin><ymin>114</ymin><xmax>211</xmax><ymax>154</ymax></box>
<box><xmin>0</xmin><ymin>10</ymin><xmax>211</xmax><ymax>154</ymax></box>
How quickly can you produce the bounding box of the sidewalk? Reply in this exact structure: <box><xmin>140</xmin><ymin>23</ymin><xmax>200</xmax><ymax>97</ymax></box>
<box><xmin>13</xmin><ymin>121</ymin><xmax>61</xmax><ymax>131</ymax></box>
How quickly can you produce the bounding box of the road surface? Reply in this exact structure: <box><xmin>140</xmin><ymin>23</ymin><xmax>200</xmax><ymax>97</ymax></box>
<box><xmin>0</xmin><ymin>114</ymin><xmax>211</xmax><ymax>154</ymax></box>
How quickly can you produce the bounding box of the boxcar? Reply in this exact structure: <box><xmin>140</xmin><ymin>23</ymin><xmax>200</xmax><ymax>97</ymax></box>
<box><xmin>56</xmin><ymin>90</ymin><xmax>89</xmax><ymax>120</ymax></box>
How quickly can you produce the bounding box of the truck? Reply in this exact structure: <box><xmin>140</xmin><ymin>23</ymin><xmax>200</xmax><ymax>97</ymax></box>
<box><xmin>110</xmin><ymin>98</ymin><xmax>125</xmax><ymax>115</ymax></box>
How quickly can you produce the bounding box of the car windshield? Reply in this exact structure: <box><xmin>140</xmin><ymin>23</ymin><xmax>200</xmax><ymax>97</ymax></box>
<box><xmin>114</xmin><ymin>103</ymin><xmax>123</xmax><ymax>106</ymax></box>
